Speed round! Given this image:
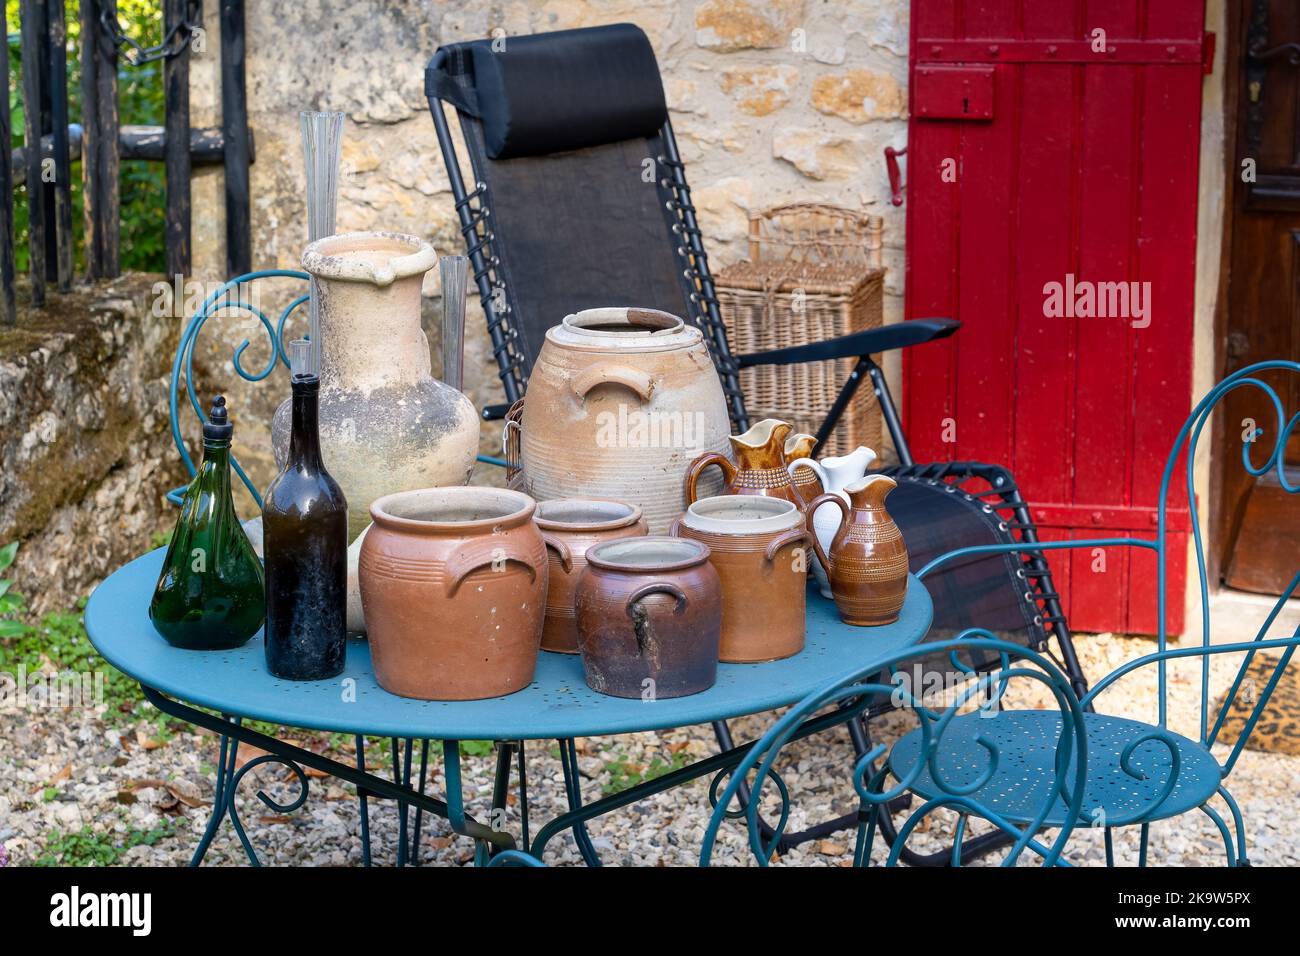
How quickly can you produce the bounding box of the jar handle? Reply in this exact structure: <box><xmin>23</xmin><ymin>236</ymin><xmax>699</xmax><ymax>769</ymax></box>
<box><xmin>571</xmin><ymin>363</ymin><xmax>654</xmax><ymax>402</ymax></box>
<box><xmin>625</xmin><ymin>582</ymin><xmax>688</xmax><ymax>620</ymax></box>
<box><xmin>763</xmin><ymin>528</ymin><xmax>811</xmax><ymax>564</ymax></box>
<box><xmin>540</xmin><ymin>532</ymin><xmax>574</xmax><ymax>573</ymax></box>
<box><xmin>685</xmin><ymin>452</ymin><xmax>736</xmax><ymax>504</ymax></box>
<box><xmin>444</xmin><ymin>539</ymin><xmax>540</xmax><ymax>597</ymax></box>
<box><xmin>668</xmin><ymin>514</ymin><xmax>685</xmax><ymax>537</ymax></box>
<box><xmin>787</xmin><ymin>456</ymin><xmax>829</xmax><ymax>488</ymax></box>
<box><xmin>802</xmin><ymin>492</ymin><xmax>849</xmax><ymax>574</ymax></box>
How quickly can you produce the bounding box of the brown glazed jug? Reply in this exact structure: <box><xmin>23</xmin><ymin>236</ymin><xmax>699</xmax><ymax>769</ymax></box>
<box><xmin>574</xmin><ymin>537</ymin><xmax>722</xmax><ymax>699</ymax></box>
<box><xmin>804</xmin><ymin>475</ymin><xmax>909</xmax><ymax>626</ymax></box>
<box><xmin>784</xmin><ymin>432</ymin><xmax>824</xmax><ymax>501</ymax></box>
<box><xmin>359</xmin><ymin>487</ymin><xmax>547</xmax><ymax>700</ymax></box>
<box><xmin>686</xmin><ymin>419</ymin><xmax>806</xmax><ymax>510</ymax></box>
<box><xmin>535</xmin><ymin>498</ymin><xmax>648</xmax><ymax>654</ymax></box>
<box><xmin>671</xmin><ymin>496</ymin><xmax>809</xmax><ymax>662</ymax></box>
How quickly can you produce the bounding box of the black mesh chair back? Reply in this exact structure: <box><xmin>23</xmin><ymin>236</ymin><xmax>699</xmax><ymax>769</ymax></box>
<box><xmin>426</xmin><ymin>23</ymin><xmax>745</xmax><ymax>423</ymax></box>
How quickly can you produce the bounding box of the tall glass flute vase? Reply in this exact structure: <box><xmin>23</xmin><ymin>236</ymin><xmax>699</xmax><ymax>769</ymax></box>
<box><xmin>300</xmin><ymin>111</ymin><xmax>345</xmax><ymax>374</ymax></box>
<box><xmin>440</xmin><ymin>255</ymin><xmax>469</xmax><ymax>393</ymax></box>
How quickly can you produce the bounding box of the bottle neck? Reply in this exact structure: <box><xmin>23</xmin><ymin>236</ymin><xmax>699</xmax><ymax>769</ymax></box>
<box><xmin>200</xmin><ymin>438</ymin><xmax>234</xmax><ymax>503</ymax></box>
<box><xmin>289</xmin><ymin>377</ymin><xmax>324</xmax><ymax>470</ymax></box>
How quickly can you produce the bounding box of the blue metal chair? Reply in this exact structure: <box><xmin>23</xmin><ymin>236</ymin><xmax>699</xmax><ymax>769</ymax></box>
<box><xmin>895</xmin><ymin>361</ymin><xmax>1300</xmax><ymax>866</ymax></box>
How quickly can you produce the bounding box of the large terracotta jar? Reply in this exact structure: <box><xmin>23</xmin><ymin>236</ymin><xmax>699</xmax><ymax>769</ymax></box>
<box><xmin>804</xmin><ymin>475</ymin><xmax>909</xmax><ymax>626</ymax></box>
<box><xmin>534</xmin><ymin>497</ymin><xmax>648</xmax><ymax>654</ymax></box>
<box><xmin>519</xmin><ymin>308</ymin><xmax>733</xmax><ymax>534</ymax></box>
<box><xmin>359</xmin><ymin>487</ymin><xmax>547</xmax><ymax>700</ymax></box>
<box><xmin>574</xmin><ymin>537</ymin><xmax>722</xmax><ymax>699</ymax></box>
<box><xmin>671</xmin><ymin>496</ymin><xmax>809</xmax><ymax>663</ymax></box>
<box><xmin>273</xmin><ymin>232</ymin><xmax>480</xmax><ymax>540</ymax></box>
<box><xmin>686</xmin><ymin>419</ymin><xmax>806</xmax><ymax>511</ymax></box>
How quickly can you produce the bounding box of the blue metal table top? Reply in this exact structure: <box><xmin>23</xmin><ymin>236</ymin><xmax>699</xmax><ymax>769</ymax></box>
<box><xmin>86</xmin><ymin>549</ymin><xmax>932</xmax><ymax>740</ymax></box>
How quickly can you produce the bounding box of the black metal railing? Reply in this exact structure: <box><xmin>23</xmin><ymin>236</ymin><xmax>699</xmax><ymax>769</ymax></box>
<box><xmin>3</xmin><ymin>0</ymin><xmax>252</xmax><ymax>326</ymax></box>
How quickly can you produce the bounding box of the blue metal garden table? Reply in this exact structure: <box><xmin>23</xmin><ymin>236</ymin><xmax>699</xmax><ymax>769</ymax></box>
<box><xmin>86</xmin><ymin>548</ymin><xmax>933</xmax><ymax>866</ymax></box>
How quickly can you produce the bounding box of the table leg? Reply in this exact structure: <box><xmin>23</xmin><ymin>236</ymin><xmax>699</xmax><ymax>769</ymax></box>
<box><xmin>354</xmin><ymin>735</ymin><xmax>372</xmax><ymax>867</ymax></box>
<box><xmin>140</xmin><ymin>684</ymin><xmax>515</xmax><ymax>864</ymax></box>
<box><xmin>557</xmin><ymin>737</ymin><xmax>603</xmax><ymax>866</ymax></box>
<box><xmin>189</xmin><ymin>715</ymin><xmax>239</xmax><ymax>867</ymax></box>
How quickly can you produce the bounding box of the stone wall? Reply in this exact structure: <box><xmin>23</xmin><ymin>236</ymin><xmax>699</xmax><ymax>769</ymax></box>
<box><xmin>186</xmin><ymin>0</ymin><xmax>911</xmax><ymax>489</ymax></box>
<box><xmin>0</xmin><ymin>277</ymin><xmax>186</xmax><ymax>615</ymax></box>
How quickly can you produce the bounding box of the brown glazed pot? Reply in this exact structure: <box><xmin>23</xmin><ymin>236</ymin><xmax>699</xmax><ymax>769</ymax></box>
<box><xmin>574</xmin><ymin>537</ymin><xmax>721</xmax><ymax>699</ymax></box>
<box><xmin>535</xmin><ymin>498</ymin><xmax>648</xmax><ymax>654</ymax></box>
<box><xmin>671</xmin><ymin>496</ymin><xmax>810</xmax><ymax>663</ymax></box>
<box><xmin>805</xmin><ymin>475</ymin><xmax>909</xmax><ymax>626</ymax></box>
<box><xmin>359</xmin><ymin>487</ymin><xmax>547</xmax><ymax>700</ymax></box>
<box><xmin>784</xmin><ymin>432</ymin><xmax>824</xmax><ymax>501</ymax></box>
<box><xmin>686</xmin><ymin>419</ymin><xmax>807</xmax><ymax>511</ymax></box>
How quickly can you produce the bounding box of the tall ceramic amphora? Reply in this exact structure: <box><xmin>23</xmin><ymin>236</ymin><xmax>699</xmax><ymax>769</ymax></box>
<box><xmin>273</xmin><ymin>232</ymin><xmax>480</xmax><ymax>540</ymax></box>
<box><xmin>787</xmin><ymin>446</ymin><xmax>877</xmax><ymax>598</ymax></box>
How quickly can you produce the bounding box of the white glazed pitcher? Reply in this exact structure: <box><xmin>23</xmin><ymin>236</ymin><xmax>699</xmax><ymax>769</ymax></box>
<box><xmin>787</xmin><ymin>446</ymin><xmax>877</xmax><ymax>597</ymax></box>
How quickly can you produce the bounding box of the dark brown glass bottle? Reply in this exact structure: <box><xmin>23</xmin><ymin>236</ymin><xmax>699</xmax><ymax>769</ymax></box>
<box><xmin>262</xmin><ymin>341</ymin><xmax>348</xmax><ymax>680</ymax></box>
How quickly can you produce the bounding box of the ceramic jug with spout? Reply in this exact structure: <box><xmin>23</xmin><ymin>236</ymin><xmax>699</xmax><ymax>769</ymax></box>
<box><xmin>686</xmin><ymin>419</ymin><xmax>806</xmax><ymax>510</ymax></box>
<box><xmin>784</xmin><ymin>432</ymin><xmax>822</xmax><ymax>501</ymax></box>
<box><xmin>787</xmin><ymin>446</ymin><xmax>877</xmax><ymax>597</ymax></box>
<box><xmin>804</xmin><ymin>474</ymin><xmax>908</xmax><ymax>626</ymax></box>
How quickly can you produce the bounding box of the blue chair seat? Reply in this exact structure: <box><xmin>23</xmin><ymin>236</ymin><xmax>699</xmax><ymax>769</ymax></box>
<box><xmin>888</xmin><ymin>710</ymin><xmax>1223</xmax><ymax>827</ymax></box>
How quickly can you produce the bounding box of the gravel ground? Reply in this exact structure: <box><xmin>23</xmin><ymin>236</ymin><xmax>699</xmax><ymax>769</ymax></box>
<box><xmin>1</xmin><ymin>631</ymin><xmax>1296</xmax><ymax>868</ymax></box>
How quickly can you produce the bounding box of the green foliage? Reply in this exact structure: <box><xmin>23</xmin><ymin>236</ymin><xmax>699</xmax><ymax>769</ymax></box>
<box><xmin>7</xmin><ymin>0</ymin><xmax>167</xmax><ymax>274</ymax></box>
<box><xmin>0</xmin><ymin>541</ymin><xmax>147</xmax><ymax>724</ymax></box>
<box><xmin>601</xmin><ymin>749</ymin><xmax>692</xmax><ymax>796</ymax></box>
<box><xmin>32</xmin><ymin>817</ymin><xmax>176</xmax><ymax>866</ymax></box>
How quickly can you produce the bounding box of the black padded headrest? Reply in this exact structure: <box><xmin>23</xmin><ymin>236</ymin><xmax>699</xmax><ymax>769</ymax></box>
<box><xmin>427</xmin><ymin>23</ymin><xmax>668</xmax><ymax>159</ymax></box>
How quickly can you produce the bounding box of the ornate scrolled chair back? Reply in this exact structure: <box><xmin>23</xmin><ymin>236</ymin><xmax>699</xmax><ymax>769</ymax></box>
<box><xmin>700</xmin><ymin>636</ymin><xmax>1090</xmax><ymax>867</ymax></box>
<box><xmin>167</xmin><ymin>271</ymin><xmax>310</xmax><ymax>507</ymax></box>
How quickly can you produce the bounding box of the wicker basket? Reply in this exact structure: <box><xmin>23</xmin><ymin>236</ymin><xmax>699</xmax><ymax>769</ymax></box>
<box><xmin>716</xmin><ymin>203</ymin><xmax>885</xmax><ymax>458</ymax></box>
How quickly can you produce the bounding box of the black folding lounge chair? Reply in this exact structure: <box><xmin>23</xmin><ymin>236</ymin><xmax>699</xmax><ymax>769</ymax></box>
<box><xmin>426</xmin><ymin>23</ymin><xmax>1086</xmax><ymax>862</ymax></box>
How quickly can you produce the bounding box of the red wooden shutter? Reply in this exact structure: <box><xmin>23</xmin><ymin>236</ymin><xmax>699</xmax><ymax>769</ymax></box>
<box><xmin>902</xmin><ymin>0</ymin><xmax>1207</xmax><ymax>635</ymax></box>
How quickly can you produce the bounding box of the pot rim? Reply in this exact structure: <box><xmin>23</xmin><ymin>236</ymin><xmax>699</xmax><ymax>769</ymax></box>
<box><xmin>302</xmin><ymin>231</ymin><xmax>436</xmax><ymax>288</ymax></box>
<box><xmin>585</xmin><ymin>535</ymin><xmax>710</xmax><ymax>572</ymax></box>
<box><xmin>546</xmin><ymin>307</ymin><xmax>702</xmax><ymax>353</ymax></box>
<box><xmin>683</xmin><ymin>495</ymin><xmax>802</xmax><ymax>535</ymax></box>
<box><xmin>534</xmin><ymin>497</ymin><xmax>644</xmax><ymax>532</ymax></box>
<box><xmin>369</xmin><ymin>486</ymin><xmax>536</xmax><ymax>535</ymax></box>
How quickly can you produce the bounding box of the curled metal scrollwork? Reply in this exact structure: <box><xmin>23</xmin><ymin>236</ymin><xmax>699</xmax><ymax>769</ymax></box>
<box><xmin>225</xmin><ymin>753</ymin><xmax>312</xmax><ymax>867</ymax></box>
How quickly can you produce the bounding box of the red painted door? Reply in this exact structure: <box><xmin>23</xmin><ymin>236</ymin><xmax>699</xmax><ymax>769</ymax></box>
<box><xmin>903</xmin><ymin>1</ymin><xmax>1207</xmax><ymax>635</ymax></box>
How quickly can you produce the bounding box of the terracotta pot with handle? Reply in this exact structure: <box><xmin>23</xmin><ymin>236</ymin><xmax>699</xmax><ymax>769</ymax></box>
<box><xmin>804</xmin><ymin>475</ymin><xmax>908</xmax><ymax>626</ymax></box>
<box><xmin>574</xmin><ymin>537</ymin><xmax>721</xmax><ymax>699</ymax></box>
<box><xmin>672</xmin><ymin>496</ymin><xmax>809</xmax><ymax>662</ymax></box>
<box><xmin>359</xmin><ymin>487</ymin><xmax>547</xmax><ymax>700</ymax></box>
<box><xmin>520</xmin><ymin>308</ymin><xmax>733</xmax><ymax>533</ymax></box>
<box><xmin>535</xmin><ymin>498</ymin><xmax>648</xmax><ymax>653</ymax></box>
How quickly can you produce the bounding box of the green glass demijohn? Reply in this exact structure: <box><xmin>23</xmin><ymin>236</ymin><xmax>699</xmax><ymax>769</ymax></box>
<box><xmin>148</xmin><ymin>396</ymin><xmax>266</xmax><ymax>649</ymax></box>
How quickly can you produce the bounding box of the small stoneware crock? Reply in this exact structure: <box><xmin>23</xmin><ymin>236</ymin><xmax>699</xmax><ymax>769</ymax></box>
<box><xmin>671</xmin><ymin>496</ymin><xmax>809</xmax><ymax>662</ymax></box>
<box><xmin>574</xmin><ymin>537</ymin><xmax>721</xmax><ymax>699</ymax></box>
<box><xmin>804</xmin><ymin>475</ymin><xmax>908</xmax><ymax>626</ymax></box>
<box><xmin>534</xmin><ymin>498</ymin><xmax>648</xmax><ymax>653</ymax></box>
<box><xmin>359</xmin><ymin>487</ymin><xmax>547</xmax><ymax>700</ymax></box>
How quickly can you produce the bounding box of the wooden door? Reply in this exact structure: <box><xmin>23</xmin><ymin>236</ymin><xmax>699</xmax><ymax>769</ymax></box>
<box><xmin>903</xmin><ymin>1</ymin><xmax>1209</xmax><ymax>635</ymax></box>
<box><xmin>1217</xmin><ymin>0</ymin><xmax>1300</xmax><ymax>596</ymax></box>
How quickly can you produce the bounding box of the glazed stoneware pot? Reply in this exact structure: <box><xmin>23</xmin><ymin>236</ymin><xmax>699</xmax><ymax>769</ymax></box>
<box><xmin>784</xmin><ymin>432</ymin><xmax>823</xmax><ymax>501</ymax></box>
<box><xmin>519</xmin><ymin>307</ymin><xmax>732</xmax><ymax>534</ymax></box>
<box><xmin>805</xmin><ymin>475</ymin><xmax>908</xmax><ymax>626</ymax></box>
<box><xmin>574</xmin><ymin>537</ymin><xmax>721</xmax><ymax>699</ymax></box>
<box><xmin>535</xmin><ymin>498</ymin><xmax>648</xmax><ymax>654</ymax></box>
<box><xmin>671</xmin><ymin>496</ymin><xmax>809</xmax><ymax>663</ymax></box>
<box><xmin>359</xmin><ymin>487</ymin><xmax>547</xmax><ymax>700</ymax></box>
<box><xmin>686</xmin><ymin>419</ymin><xmax>806</xmax><ymax>511</ymax></box>
<box><xmin>273</xmin><ymin>232</ymin><xmax>480</xmax><ymax>541</ymax></box>
<box><xmin>787</xmin><ymin>446</ymin><xmax>878</xmax><ymax>598</ymax></box>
